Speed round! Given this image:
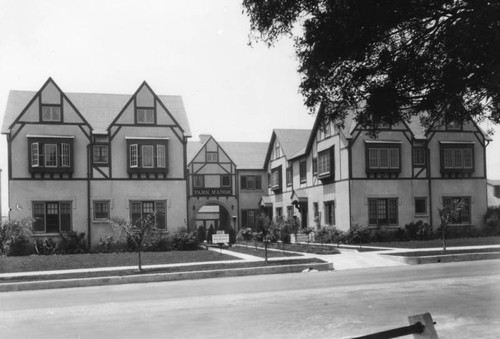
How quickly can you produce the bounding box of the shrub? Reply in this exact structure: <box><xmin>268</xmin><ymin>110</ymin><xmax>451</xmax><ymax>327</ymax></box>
<box><xmin>0</xmin><ymin>219</ymin><xmax>34</xmax><ymax>256</ymax></box>
<box><xmin>197</xmin><ymin>226</ymin><xmax>206</xmax><ymax>243</ymax></box>
<box><xmin>346</xmin><ymin>224</ymin><xmax>371</xmax><ymax>244</ymax></box>
<box><xmin>315</xmin><ymin>226</ymin><xmax>345</xmax><ymax>244</ymax></box>
<box><xmin>35</xmin><ymin>238</ymin><xmax>58</xmax><ymax>255</ymax></box>
<box><xmin>483</xmin><ymin>206</ymin><xmax>500</xmax><ymax>236</ymax></box>
<box><xmin>172</xmin><ymin>227</ymin><xmax>200</xmax><ymax>250</ymax></box>
<box><xmin>56</xmin><ymin>231</ymin><xmax>88</xmax><ymax>254</ymax></box>
<box><xmin>143</xmin><ymin>232</ymin><xmax>171</xmax><ymax>252</ymax></box>
<box><xmin>405</xmin><ymin>221</ymin><xmax>432</xmax><ymax>240</ymax></box>
<box><xmin>207</xmin><ymin>225</ymin><xmax>215</xmax><ymax>243</ymax></box>
<box><xmin>237</xmin><ymin>227</ymin><xmax>254</xmax><ymax>245</ymax></box>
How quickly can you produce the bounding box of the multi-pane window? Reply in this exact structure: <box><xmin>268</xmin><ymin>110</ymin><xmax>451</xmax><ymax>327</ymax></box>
<box><xmin>241</xmin><ymin>175</ymin><xmax>262</xmax><ymax>190</ymax></box>
<box><xmin>446</xmin><ymin>121</ymin><xmax>461</xmax><ymax>130</ymax></box>
<box><xmin>414</xmin><ymin>197</ymin><xmax>427</xmax><ymax>215</ymax></box>
<box><xmin>41</xmin><ymin>105</ymin><xmax>62</xmax><ymax>122</ymax></box>
<box><xmin>318</xmin><ymin>148</ymin><xmax>333</xmax><ymax>177</ymax></box>
<box><xmin>312</xmin><ymin>158</ymin><xmax>317</xmax><ymax>176</ymax></box>
<box><xmin>32</xmin><ymin>201</ymin><xmax>72</xmax><ymax>233</ymax></box>
<box><xmin>130</xmin><ymin>200</ymin><xmax>166</xmax><ymax>230</ymax></box>
<box><xmin>441</xmin><ymin>144</ymin><xmax>474</xmax><ymax>171</ymax></box>
<box><xmin>29</xmin><ymin>138</ymin><xmax>73</xmax><ymax>172</ymax></box>
<box><xmin>443</xmin><ymin>197</ymin><xmax>471</xmax><ymax>224</ymax></box>
<box><xmin>142</xmin><ymin>145</ymin><xmax>154</xmax><ymax>168</ymax></box>
<box><xmin>300</xmin><ymin>160</ymin><xmax>306</xmax><ymax>183</ymax></box>
<box><xmin>413</xmin><ymin>148</ymin><xmax>426</xmax><ymax>167</ymax></box>
<box><xmin>367</xmin><ymin>145</ymin><xmax>400</xmax><ymax>171</ymax></box>
<box><xmin>318</xmin><ymin>124</ymin><xmax>331</xmax><ymax>140</ymax></box>
<box><xmin>194</xmin><ymin>175</ymin><xmax>204</xmax><ymax>188</ymax></box>
<box><xmin>274</xmin><ymin>143</ymin><xmax>281</xmax><ymax>159</ymax></box>
<box><xmin>221</xmin><ymin>175</ymin><xmax>231</xmax><ymax>187</ymax></box>
<box><xmin>276</xmin><ymin>207</ymin><xmax>283</xmax><ymax>217</ymax></box>
<box><xmin>93</xmin><ymin>145</ymin><xmax>109</xmax><ymax>164</ymax></box>
<box><xmin>127</xmin><ymin>139</ymin><xmax>168</xmax><ymax>173</ymax></box>
<box><xmin>93</xmin><ymin>201</ymin><xmax>110</xmax><ymax>221</ymax></box>
<box><xmin>206</xmin><ymin>152</ymin><xmax>218</xmax><ymax>163</ymax></box>
<box><xmin>136</xmin><ymin>108</ymin><xmax>155</xmax><ymax>124</ymax></box>
<box><xmin>286</xmin><ymin>167</ymin><xmax>292</xmax><ymax>187</ymax></box>
<box><xmin>368</xmin><ymin>198</ymin><xmax>398</xmax><ymax>226</ymax></box>
<box><xmin>287</xmin><ymin>206</ymin><xmax>294</xmax><ymax>219</ymax></box>
<box><xmin>324</xmin><ymin>201</ymin><xmax>335</xmax><ymax>225</ymax></box>
<box><xmin>495</xmin><ymin>186</ymin><xmax>500</xmax><ymax>198</ymax></box>
<box><xmin>271</xmin><ymin>167</ymin><xmax>281</xmax><ymax>190</ymax></box>
<box><xmin>241</xmin><ymin>209</ymin><xmax>258</xmax><ymax>228</ymax></box>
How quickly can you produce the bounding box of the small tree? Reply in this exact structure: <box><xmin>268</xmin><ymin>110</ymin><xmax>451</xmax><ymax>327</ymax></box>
<box><xmin>286</xmin><ymin>216</ymin><xmax>301</xmax><ymax>243</ymax></box>
<box><xmin>438</xmin><ymin>199</ymin><xmax>465</xmax><ymax>252</ymax></box>
<box><xmin>109</xmin><ymin>213</ymin><xmax>159</xmax><ymax>272</ymax></box>
<box><xmin>256</xmin><ymin>212</ymin><xmax>273</xmax><ymax>263</ymax></box>
<box><xmin>0</xmin><ymin>219</ymin><xmax>33</xmax><ymax>256</ymax></box>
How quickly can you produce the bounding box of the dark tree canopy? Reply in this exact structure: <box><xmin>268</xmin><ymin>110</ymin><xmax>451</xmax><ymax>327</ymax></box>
<box><xmin>243</xmin><ymin>0</ymin><xmax>500</xmax><ymax>131</ymax></box>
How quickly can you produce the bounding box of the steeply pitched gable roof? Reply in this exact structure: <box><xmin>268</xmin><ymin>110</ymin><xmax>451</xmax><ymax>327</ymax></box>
<box><xmin>187</xmin><ymin>139</ymin><xmax>268</xmax><ymax>170</ymax></box>
<box><xmin>2</xmin><ymin>89</ymin><xmax>191</xmax><ymax>136</ymax></box>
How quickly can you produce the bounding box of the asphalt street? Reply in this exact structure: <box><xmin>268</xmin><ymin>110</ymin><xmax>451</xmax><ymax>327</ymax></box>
<box><xmin>1</xmin><ymin>259</ymin><xmax>499</xmax><ymax>338</ymax></box>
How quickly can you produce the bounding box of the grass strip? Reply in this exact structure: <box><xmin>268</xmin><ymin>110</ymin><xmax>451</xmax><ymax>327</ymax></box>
<box><xmin>0</xmin><ymin>258</ymin><xmax>325</xmax><ymax>283</ymax></box>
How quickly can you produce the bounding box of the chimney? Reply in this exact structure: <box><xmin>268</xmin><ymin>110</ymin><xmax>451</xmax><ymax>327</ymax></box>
<box><xmin>199</xmin><ymin>134</ymin><xmax>212</xmax><ymax>144</ymax></box>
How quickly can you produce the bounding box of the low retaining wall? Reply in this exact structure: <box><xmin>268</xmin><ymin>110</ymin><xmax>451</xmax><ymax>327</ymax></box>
<box><xmin>384</xmin><ymin>252</ymin><xmax>500</xmax><ymax>265</ymax></box>
<box><xmin>0</xmin><ymin>262</ymin><xmax>333</xmax><ymax>293</ymax></box>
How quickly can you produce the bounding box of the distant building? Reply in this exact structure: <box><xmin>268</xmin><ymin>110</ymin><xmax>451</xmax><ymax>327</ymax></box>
<box><xmin>187</xmin><ymin>135</ymin><xmax>268</xmax><ymax>233</ymax></box>
<box><xmin>487</xmin><ymin>179</ymin><xmax>500</xmax><ymax>207</ymax></box>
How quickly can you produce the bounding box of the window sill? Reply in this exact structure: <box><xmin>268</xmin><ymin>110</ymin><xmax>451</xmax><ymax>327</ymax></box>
<box><xmin>93</xmin><ymin>220</ymin><xmax>110</xmax><ymax>224</ymax></box>
<box><xmin>32</xmin><ymin>233</ymin><xmax>61</xmax><ymax>237</ymax></box>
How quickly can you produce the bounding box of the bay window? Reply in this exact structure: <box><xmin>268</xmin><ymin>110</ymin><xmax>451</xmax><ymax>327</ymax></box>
<box><xmin>366</xmin><ymin>141</ymin><xmax>401</xmax><ymax>174</ymax></box>
<box><xmin>440</xmin><ymin>142</ymin><xmax>474</xmax><ymax>174</ymax></box>
<box><xmin>28</xmin><ymin>136</ymin><xmax>74</xmax><ymax>175</ymax></box>
<box><xmin>127</xmin><ymin>138</ymin><xmax>168</xmax><ymax>176</ymax></box>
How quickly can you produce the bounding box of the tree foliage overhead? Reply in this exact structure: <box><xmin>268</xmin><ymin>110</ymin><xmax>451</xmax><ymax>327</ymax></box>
<box><xmin>243</xmin><ymin>0</ymin><xmax>500</xmax><ymax>130</ymax></box>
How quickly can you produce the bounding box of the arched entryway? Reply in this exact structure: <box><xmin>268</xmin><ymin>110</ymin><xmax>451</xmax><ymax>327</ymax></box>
<box><xmin>189</xmin><ymin>199</ymin><xmax>237</xmax><ymax>242</ymax></box>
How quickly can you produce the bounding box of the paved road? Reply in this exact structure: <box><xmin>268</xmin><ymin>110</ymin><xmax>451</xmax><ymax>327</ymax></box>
<box><xmin>1</xmin><ymin>260</ymin><xmax>499</xmax><ymax>338</ymax></box>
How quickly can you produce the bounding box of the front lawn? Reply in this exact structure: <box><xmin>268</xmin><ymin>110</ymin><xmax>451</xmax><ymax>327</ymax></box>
<box><xmin>363</xmin><ymin>236</ymin><xmax>500</xmax><ymax>249</ymax></box>
<box><xmin>0</xmin><ymin>258</ymin><xmax>325</xmax><ymax>283</ymax></box>
<box><xmin>0</xmin><ymin>250</ymin><xmax>239</xmax><ymax>274</ymax></box>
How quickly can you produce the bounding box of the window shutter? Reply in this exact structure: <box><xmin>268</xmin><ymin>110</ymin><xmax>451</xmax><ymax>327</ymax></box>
<box><xmin>155</xmin><ymin>201</ymin><xmax>166</xmax><ymax>230</ymax></box>
<box><xmin>60</xmin><ymin>202</ymin><xmax>72</xmax><ymax>232</ymax></box>
<box><xmin>157</xmin><ymin>144</ymin><xmax>166</xmax><ymax>168</ymax></box>
<box><xmin>61</xmin><ymin>143</ymin><xmax>70</xmax><ymax>167</ymax></box>
<box><xmin>389</xmin><ymin>148</ymin><xmax>399</xmax><ymax>169</ymax></box>
<box><xmin>130</xmin><ymin>144</ymin><xmax>138</xmax><ymax>168</ymax></box>
<box><xmin>241</xmin><ymin>210</ymin><xmax>248</xmax><ymax>227</ymax></box>
<box><xmin>31</xmin><ymin>142</ymin><xmax>40</xmax><ymax>167</ymax></box>
<box><xmin>463</xmin><ymin>148</ymin><xmax>473</xmax><ymax>169</ymax></box>
<box><xmin>33</xmin><ymin>202</ymin><xmax>45</xmax><ymax>232</ymax></box>
<box><xmin>368</xmin><ymin>148</ymin><xmax>379</xmax><ymax>169</ymax></box>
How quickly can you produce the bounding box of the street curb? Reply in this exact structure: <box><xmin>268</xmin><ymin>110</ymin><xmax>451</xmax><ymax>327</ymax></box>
<box><xmin>382</xmin><ymin>251</ymin><xmax>500</xmax><ymax>265</ymax></box>
<box><xmin>0</xmin><ymin>262</ymin><xmax>333</xmax><ymax>293</ymax></box>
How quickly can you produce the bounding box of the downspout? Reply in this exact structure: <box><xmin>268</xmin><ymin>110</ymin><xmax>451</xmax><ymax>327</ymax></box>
<box><xmin>426</xmin><ymin>141</ymin><xmax>433</xmax><ymax>228</ymax></box>
<box><xmin>87</xmin><ymin>144</ymin><xmax>92</xmax><ymax>250</ymax></box>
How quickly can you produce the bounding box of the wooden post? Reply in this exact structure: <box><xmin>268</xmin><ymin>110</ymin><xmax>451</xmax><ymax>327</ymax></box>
<box><xmin>408</xmin><ymin>313</ymin><xmax>439</xmax><ymax>339</ymax></box>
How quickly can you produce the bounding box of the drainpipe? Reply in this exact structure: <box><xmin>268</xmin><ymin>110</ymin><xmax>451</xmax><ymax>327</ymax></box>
<box><xmin>87</xmin><ymin>144</ymin><xmax>92</xmax><ymax>250</ymax></box>
<box><xmin>426</xmin><ymin>142</ymin><xmax>433</xmax><ymax>228</ymax></box>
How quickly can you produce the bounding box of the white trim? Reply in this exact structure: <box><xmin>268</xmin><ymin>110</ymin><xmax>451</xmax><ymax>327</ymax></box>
<box><xmin>125</xmin><ymin>137</ymin><xmax>170</xmax><ymax>140</ymax></box>
<box><xmin>364</xmin><ymin>140</ymin><xmax>402</xmax><ymax>144</ymax></box>
<box><xmin>439</xmin><ymin>141</ymin><xmax>475</xmax><ymax>144</ymax></box>
<box><xmin>27</xmin><ymin>135</ymin><xmax>75</xmax><ymax>139</ymax></box>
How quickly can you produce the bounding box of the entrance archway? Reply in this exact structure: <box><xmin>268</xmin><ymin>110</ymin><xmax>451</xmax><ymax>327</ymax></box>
<box><xmin>190</xmin><ymin>199</ymin><xmax>236</xmax><ymax>242</ymax></box>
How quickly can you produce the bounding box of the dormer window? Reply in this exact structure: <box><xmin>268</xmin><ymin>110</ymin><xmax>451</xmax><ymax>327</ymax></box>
<box><xmin>41</xmin><ymin>105</ymin><xmax>62</xmax><ymax>122</ymax></box>
<box><xmin>446</xmin><ymin>121</ymin><xmax>462</xmax><ymax>130</ymax></box>
<box><xmin>136</xmin><ymin>108</ymin><xmax>155</xmax><ymax>124</ymax></box>
<box><xmin>207</xmin><ymin>152</ymin><xmax>218</xmax><ymax>162</ymax></box>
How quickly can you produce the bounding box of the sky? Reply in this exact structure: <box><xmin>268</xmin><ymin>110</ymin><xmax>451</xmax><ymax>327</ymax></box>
<box><xmin>0</xmin><ymin>0</ymin><xmax>499</xmax><ymax>217</ymax></box>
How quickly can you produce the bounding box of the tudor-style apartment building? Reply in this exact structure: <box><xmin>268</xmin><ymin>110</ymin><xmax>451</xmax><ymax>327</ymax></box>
<box><xmin>261</xmin><ymin>104</ymin><xmax>492</xmax><ymax>233</ymax></box>
<box><xmin>1</xmin><ymin>78</ymin><xmax>191</xmax><ymax>247</ymax></box>
<box><xmin>2</xmin><ymin>79</ymin><xmax>493</xmax><ymax>247</ymax></box>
